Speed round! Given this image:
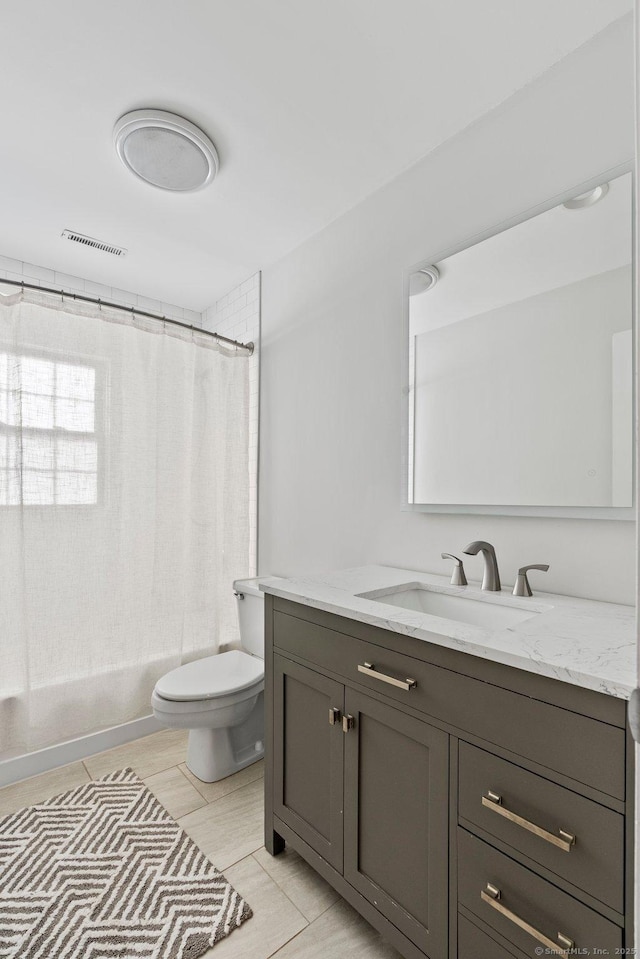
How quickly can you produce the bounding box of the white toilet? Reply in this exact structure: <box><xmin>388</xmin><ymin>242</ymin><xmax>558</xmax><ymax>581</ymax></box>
<box><xmin>151</xmin><ymin>577</ymin><xmax>271</xmax><ymax>783</ymax></box>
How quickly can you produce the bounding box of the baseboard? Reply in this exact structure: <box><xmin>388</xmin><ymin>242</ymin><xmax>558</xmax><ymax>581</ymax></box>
<box><xmin>0</xmin><ymin>715</ymin><xmax>164</xmax><ymax>788</ymax></box>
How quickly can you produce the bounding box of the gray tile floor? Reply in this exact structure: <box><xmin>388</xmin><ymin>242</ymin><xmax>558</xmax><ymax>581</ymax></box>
<box><xmin>0</xmin><ymin>729</ymin><xmax>401</xmax><ymax>959</ymax></box>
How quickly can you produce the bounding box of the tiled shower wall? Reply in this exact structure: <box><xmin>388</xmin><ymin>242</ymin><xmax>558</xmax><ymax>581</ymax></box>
<box><xmin>0</xmin><ymin>254</ymin><xmax>194</xmax><ymax>325</ymax></box>
<box><xmin>0</xmin><ymin>253</ymin><xmax>260</xmax><ymax>576</ymax></box>
<box><xmin>202</xmin><ymin>273</ymin><xmax>260</xmax><ymax>574</ymax></box>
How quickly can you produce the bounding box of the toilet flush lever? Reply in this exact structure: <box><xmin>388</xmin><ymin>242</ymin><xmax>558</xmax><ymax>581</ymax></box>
<box><xmin>512</xmin><ymin>564</ymin><xmax>549</xmax><ymax>597</ymax></box>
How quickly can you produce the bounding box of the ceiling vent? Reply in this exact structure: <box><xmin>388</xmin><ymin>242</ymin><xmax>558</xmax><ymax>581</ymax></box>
<box><xmin>61</xmin><ymin>230</ymin><xmax>127</xmax><ymax>257</ymax></box>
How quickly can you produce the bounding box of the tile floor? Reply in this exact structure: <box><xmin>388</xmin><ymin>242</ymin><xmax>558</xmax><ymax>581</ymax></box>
<box><xmin>0</xmin><ymin>729</ymin><xmax>401</xmax><ymax>959</ymax></box>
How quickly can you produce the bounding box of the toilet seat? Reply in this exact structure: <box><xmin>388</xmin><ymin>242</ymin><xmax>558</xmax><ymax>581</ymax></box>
<box><xmin>155</xmin><ymin>650</ymin><xmax>264</xmax><ymax>702</ymax></box>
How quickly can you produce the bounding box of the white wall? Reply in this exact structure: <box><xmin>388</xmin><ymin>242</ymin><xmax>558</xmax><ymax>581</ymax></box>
<box><xmin>259</xmin><ymin>16</ymin><xmax>636</xmax><ymax>605</ymax></box>
<box><xmin>202</xmin><ymin>274</ymin><xmax>261</xmax><ymax>574</ymax></box>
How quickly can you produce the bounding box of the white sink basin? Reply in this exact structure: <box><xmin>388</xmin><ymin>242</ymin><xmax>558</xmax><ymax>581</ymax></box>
<box><xmin>357</xmin><ymin>583</ymin><xmax>541</xmax><ymax>630</ymax></box>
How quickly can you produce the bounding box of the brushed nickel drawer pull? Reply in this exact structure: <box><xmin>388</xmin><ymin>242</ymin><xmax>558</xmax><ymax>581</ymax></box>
<box><xmin>328</xmin><ymin>707</ymin><xmax>341</xmax><ymax>726</ymax></box>
<box><xmin>482</xmin><ymin>792</ymin><xmax>576</xmax><ymax>853</ymax></box>
<box><xmin>342</xmin><ymin>714</ymin><xmax>355</xmax><ymax>733</ymax></box>
<box><xmin>358</xmin><ymin>662</ymin><xmax>417</xmax><ymax>691</ymax></box>
<box><xmin>481</xmin><ymin>884</ymin><xmax>574</xmax><ymax>955</ymax></box>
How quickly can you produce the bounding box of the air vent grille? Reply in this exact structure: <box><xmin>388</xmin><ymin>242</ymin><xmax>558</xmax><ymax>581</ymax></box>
<box><xmin>61</xmin><ymin>230</ymin><xmax>127</xmax><ymax>257</ymax></box>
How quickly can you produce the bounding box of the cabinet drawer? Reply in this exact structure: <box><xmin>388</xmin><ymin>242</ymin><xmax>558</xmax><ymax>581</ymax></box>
<box><xmin>273</xmin><ymin>610</ymin><xmax>626</xmax><ymax>798</ymax></box>
<box><xmin>459</xmin><ymin>742</ymin><xmax>624</xmax><ymax>912</ymax></box>
<box><xmin>458</xmin><ymin>829</ymin><xmax>622</xmax><ymax>958</ymax></box>
<box><xmin>459</xmin><ymin>913</ymin><xmax>524</xmax><ymax>959</ymax></box>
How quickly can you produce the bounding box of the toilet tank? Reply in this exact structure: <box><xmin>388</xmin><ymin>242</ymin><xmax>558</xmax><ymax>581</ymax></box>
<box><xmin>233</xmin><ymin>576</ymin><xmax>279</xmax><ymax>659</ymax></box>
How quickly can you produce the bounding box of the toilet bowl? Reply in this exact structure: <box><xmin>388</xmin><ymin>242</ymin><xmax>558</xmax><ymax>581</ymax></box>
<box><xmin>151</xmin><ymin>576</ymin><xmax>273</xmax><ymax>783</ymax></box>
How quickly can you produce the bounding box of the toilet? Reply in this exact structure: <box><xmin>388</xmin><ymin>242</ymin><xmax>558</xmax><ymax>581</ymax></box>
<box><xmin>151</xmin><ymin>576</ymin><xmax>272</xmax><ymax>783</ymax></box>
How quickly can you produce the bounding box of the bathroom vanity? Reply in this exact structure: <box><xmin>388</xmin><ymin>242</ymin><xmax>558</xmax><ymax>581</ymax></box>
<box><xmin>262</xmin><ymin>566</ymin><xmax>636</xmax><ymax>959</ymax></box>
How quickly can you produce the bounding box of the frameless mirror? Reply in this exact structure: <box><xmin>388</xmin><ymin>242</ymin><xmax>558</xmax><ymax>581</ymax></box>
<box><xmin>405</xmin><ymin>170</ymin><xmax>633</xmax><ymax>519</ymax></box>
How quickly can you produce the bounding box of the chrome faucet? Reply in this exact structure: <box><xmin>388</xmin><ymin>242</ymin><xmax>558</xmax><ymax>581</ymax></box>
<box><xmin>463</xmin><ymin>541</ymin><xmax>501</xmax><ymax>591</ymax></box>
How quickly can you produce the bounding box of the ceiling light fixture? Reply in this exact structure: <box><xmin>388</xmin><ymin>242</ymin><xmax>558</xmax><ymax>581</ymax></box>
<box><xmin>409</xmin><ymin>266</ymin><xmax>440</xmax><ymax>295</ymax></box>
<box><xmin>114</xmin><ymin>109</ymin><xmax>219</xmax><ymax>192</ymax></box>
<box><xmin>562</xmin><ymin>183</ymin><xmax>609</xmax><ymax>210</ymax></box>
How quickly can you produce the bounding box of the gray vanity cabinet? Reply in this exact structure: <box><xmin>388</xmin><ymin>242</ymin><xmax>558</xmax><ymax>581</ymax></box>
<box><xmin>272</xmin><ymin>654</ymin><xmax>344</xmax><ymax>871</ymax></box>
<box><xmin>265</xmin><ymin>595</ymin><xmax>634</xmax><ymax>959</ymax></box>
<box><xmin>271</xmin><ymin>651</ymin><xmax>449</xmax><ymax>958</ymax></box>
<box><xmin>343</xmin><ymin>689</ymin><xmax>449</xmax><ymax>957</ymax></box>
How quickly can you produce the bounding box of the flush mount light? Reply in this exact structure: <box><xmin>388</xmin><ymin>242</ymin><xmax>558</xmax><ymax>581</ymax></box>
<box><xmin>562</xmin><ymin>183</ymin><xmax>609</xmax><ymax>210</ymax></box>
<box><xmin>114</xmin><ymin>109</ymin><xmax>219</xmax><ymax>192</ymax></box>
<box><xmin>409</xmin><ymin>265</ymin><xmax>440</xmax><ymax>295</ymax></box>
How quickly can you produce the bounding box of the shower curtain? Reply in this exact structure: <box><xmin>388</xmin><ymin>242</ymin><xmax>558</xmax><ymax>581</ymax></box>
<box><xmin>0</xmin><ymin>291</ymin><xmax>251</xmax><ymax>759</ymax></box>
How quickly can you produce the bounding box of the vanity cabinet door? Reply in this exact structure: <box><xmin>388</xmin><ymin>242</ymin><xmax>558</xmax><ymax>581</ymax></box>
<box><xmin>343</xmin><ymin>688</ymin><xmax>449</xmax><ymax>959</ymax></box>
<box><xmin>272</xmin><ymin>654</ymin><xmax>345</xmax><ymax>872</ymax></box>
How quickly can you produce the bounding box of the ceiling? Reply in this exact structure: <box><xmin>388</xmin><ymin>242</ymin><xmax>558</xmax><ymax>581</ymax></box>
<box><xmin>0</xmin><ymin>0</ymin><xmax>632</xmax><ymax>311</ymax></box>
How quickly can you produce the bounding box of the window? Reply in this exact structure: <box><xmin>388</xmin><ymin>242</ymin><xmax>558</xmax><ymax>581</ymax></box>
<box><xmin>0</xmin><ymin>351</ymin><xmax>100</xmax><ymax>505</ymax></box>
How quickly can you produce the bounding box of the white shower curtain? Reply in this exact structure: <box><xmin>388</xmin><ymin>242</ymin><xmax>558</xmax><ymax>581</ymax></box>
<box><xmin>0</xmin><ymin>292</ymin><xmax>251</xmax><ymax>759</ymax></box>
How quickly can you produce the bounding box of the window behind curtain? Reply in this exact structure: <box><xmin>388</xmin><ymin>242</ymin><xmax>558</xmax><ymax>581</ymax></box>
<box><xmin>0</xmin><ymin>350</ymin><xmax>100</xmax><ymax>506</ymax></box>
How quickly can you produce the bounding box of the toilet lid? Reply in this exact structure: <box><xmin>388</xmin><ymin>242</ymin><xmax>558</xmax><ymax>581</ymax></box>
<box><xmin>155</xmin><ymin>650</ymin><xmax>264</xmax><ymax>702</ymax></box>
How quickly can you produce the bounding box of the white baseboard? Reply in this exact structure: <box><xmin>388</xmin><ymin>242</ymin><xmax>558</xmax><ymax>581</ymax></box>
<box><xmin>0</xmin><ymin>715</ymin><xmax>164</xmax><ymax>788</ymax></box>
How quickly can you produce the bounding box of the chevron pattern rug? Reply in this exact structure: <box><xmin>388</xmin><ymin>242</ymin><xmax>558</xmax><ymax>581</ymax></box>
<box><xmin>0</xmin><ymin>767</ymin><xmax>252</xmax><ymax>958</ymax></box>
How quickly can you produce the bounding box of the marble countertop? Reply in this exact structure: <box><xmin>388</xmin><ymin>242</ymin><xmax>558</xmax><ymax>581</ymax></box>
<box><xmin>260</xmin><ymin>565</ymin><xmax>637</xmax><ymax>700</ymax></box>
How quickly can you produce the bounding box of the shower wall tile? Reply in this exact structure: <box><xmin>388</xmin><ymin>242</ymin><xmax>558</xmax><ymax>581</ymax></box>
<box><xmin>137</xmin><ymin>295</ymin><xmax>164</xmax><ymax>315</ymax></box>
<box><xmin>84</xmin><ymin>279</ymin><xmax>113</xmax><ymax>299</ymax></box>
<box><xmin>54</xmin><ymin>271</ymin><xmax>86</xmax><ymax>292</ymax></box>
<box><xmin>22</xmin><ymin>262</ymin><xmax>55</xmax><ymax>284</ymax></box>
<box><xmin>0</xmin><ymin>252</ymin><xmax>191</xmax><ymax>325</ymax></box>
<box><xmin>162</xmin><ymin>303</ymin><xmax>184</xmax><ymax>321</ymax></box>
<box><xmin>0</xmin><ymin>254</ymin><xmax>23</xmax><ymax>273</ymax></box>
<box><xmin>111</xmin><ymin>287</ymin><xmax>138</xmax><ymax>307</ymax></box>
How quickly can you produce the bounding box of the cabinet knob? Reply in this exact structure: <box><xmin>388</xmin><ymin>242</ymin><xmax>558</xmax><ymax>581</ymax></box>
<box><xmin>328</xmin><ymin>707</ymin><xmax>341</xmax><ymax>726</ymax></box>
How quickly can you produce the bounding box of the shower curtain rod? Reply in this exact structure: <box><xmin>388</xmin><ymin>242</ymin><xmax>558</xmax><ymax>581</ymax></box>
<box><xmin>0</xmin><ymin>278</ymin><xmax>254</xmax><ymax>354</ymax></box>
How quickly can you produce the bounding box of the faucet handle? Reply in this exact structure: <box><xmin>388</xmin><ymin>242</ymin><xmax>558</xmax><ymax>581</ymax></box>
<box><xmin>441</xmin><ymin>553</ymin><xmax>468</xmax><ymax>587</ymax></box>
<box><xmin>512</xmin><ymin>564</ymin><xmax>549</xmax><ymax>598</ymax></box>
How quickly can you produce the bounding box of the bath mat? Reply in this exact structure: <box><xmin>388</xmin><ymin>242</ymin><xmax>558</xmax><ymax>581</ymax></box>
<box><xmin>0</xmin><ymin>767</ymin><xmax>252</xmax><ymax>958</ymax></box>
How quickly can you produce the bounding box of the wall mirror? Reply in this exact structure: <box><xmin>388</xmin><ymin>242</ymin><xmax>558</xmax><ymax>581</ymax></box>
<box><xmin>404</xmin><ymin>169</ymin><xmax>634</xmax><ymax>520</ymax></box>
